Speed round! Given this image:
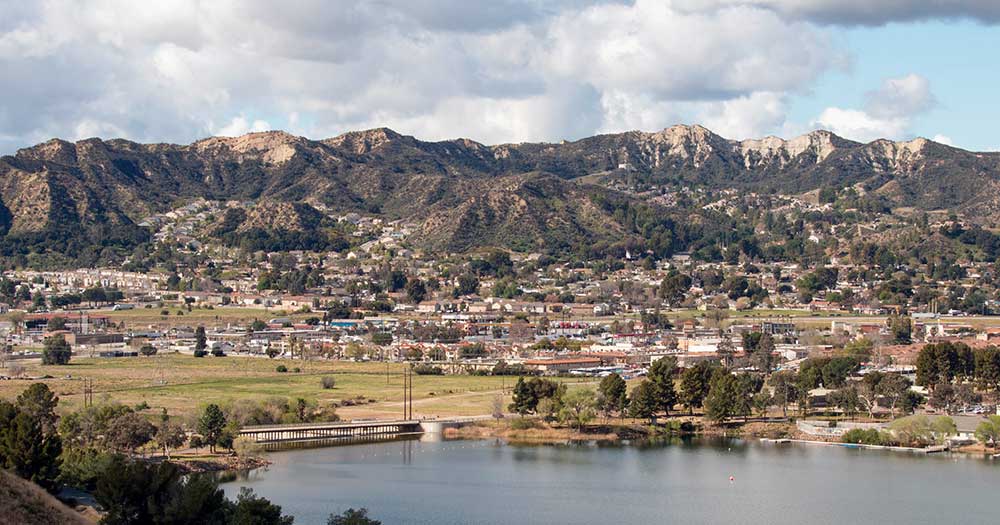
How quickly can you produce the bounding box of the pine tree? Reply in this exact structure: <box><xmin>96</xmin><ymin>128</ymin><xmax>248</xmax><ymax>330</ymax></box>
<box><xmin>648</xmin><ymin>356</ymin><xmax>677</xmax><ymax>416</ymax></box>
<box><xmin>197</xmin><ymin>404</ymin><xmax>227</xmax><ymax>453</ymax></box>
<box><xmin>717</xmin><ymin>331</ymin><xmax>736</xmax><ymax>369</ymax></box>
<box><xmin>598</xmin><ymin>373</ymin><xmax>628</xmax><ymax>418</ymax></box>
<box><xmin>704</xmin><ymin>371</ymin><xmax>739</xmax><ymax>424</ymax></box>
<box><xmin>0</xmin><ymin>410</ymin><xmax>63</xmax><ymax>491</ymax></box>
<box><xmin>509</xmin><ymin>377</ymin><xmax>534</xmax><ymax>415</ymax></box>
<box><xmin>195</xmin><ymin>326</ymin><xmax>208</xmax><ymax>351</ymax></box>
<box><xmin>628</xmin><ymin>380</ymin><xmax>658</xmax><ymax>424</ymax></box>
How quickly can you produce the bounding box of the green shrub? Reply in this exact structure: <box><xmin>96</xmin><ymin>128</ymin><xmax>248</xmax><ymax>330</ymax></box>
<box><xmin>59</xmin><ymin>448</ymin><xmax>118</xmax><ymax>490</ymax></box>
<box><xmin>509</xmin><ymin>418</ymin><xmax>538</xmax><ymax>430</ymax></box>
<box><xmin>841</xmin><ymin>428</ymin><xmax>894</xmax><ymax>446</ymax></box>
<box><xmin>413</xmin><ymin>364</ymin><xmax>444</xmax><ymax>375</ymax></box>
<box><xmin>276</xmin><ymin>365</ymin><xmax>288</xmax><ymax>373</ymax></box>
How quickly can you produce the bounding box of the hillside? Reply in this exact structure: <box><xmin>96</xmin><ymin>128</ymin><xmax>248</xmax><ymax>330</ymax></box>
<box><xmin>0</xmin><ymin>470</ymin><xmax>94</xmax><ymax>525</ymax></box>
<box><xmin>2</xmin><ymin>125</ymin><xmax>999</xmax><ymax>261</ymax></box>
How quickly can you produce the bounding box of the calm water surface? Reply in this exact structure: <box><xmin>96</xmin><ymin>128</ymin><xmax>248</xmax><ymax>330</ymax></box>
<box><xmin>221</xmin><ymin>437</ymin><xmax>999</xmax><ymax>525</ymax></box>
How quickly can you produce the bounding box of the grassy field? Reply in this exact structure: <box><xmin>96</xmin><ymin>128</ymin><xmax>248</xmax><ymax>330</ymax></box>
<box><xmin>99</xmin><ymin>306</ymin><xmax>316</xmax><ymax>327</ymax></box>
<box><xmin>1</xmin><ymin>306</ymin><xmax>317</xmax><ymax>328</ymax></box>
<box><xmin>0</xmin><ymin>355</ymin><xmax>590</xmax><ymax>421</ymax></box>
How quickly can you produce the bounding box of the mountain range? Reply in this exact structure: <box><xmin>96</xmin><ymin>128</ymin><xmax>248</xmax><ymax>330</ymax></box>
<box><xmin>2</xmin><ymin>125</ymin><xmax>999</xmax><ymax>260</ymax></box>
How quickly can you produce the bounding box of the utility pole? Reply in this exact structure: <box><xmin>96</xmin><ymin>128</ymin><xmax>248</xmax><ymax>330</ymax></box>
<box><xmin>401</xmin><ymin>365</ymin><xmax>414</xmax><ymax>420</ymax></box>
<box><xmin>83</xmin><ymin>378</ymin><xmax>94</xmax><ymax>408</ymax></box>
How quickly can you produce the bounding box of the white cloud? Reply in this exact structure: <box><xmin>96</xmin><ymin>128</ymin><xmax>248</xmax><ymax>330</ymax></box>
<box><xmin>812</xmin><ymin>107</ymin><xmax>907</xmax><ymax>142</ymax></box>
<box><xmin>932</xmin><ymin>134</ymin><xmax>954</xmax><ymax>146</ymax></box>
<box><xmin>0</xmin><ymin>0</ymin><xmax>974</xmax><ymax>152</ymax></box>
<box><xmin>699</xmin><ymin>92</ymin><xmax>789</xmax><ymax>140</ymax></box>
<box><xmin>864</xmin><ymin>74</ymin><xmax>935</xmax><ymax>119</ymax></box>
<box><xmin>216</xmin><ymin>116</ymin><xmax>271</xmax><ymax>137</ymax></box>
<box><xmin>0</xmin><ymin>0</ymin><xmax>849</xmax><ymax>149</ymax></box>
<box><xmin>812</xmin><ymin>74</ymin><xmax>936</xmax><ymax>142</ymax></box>
<box><xmin>673</xmin><ymin>1</ymin><xmax>1000</xmax><ymax>26</ymax></box>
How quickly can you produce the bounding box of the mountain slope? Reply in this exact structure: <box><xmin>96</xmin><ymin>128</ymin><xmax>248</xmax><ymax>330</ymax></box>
<box><xmin>2</xmin><ymin>126</ymin><xmax>999</xmax><ymax>261</ymax></box>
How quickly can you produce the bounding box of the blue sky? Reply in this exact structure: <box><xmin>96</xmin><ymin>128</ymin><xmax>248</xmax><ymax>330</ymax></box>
<box><xmin>1</xmin><ymin>1</ymin><xmax>998</xmax><ymax>152</ymax></box>
<box><xmin>787</xmin><ymin>20</ymin><xmax>1000</xmax><ymax>150</ymax></box>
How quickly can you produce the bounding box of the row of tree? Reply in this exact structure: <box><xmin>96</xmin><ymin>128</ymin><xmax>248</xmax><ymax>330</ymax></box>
<box><xmin>915</xmin><ymin>342</ymin><xmax>1000</xmax><ymax>391</ymax></box>
<box><xmin>2</xmin><ymin>383</ymin><xmax>382</xmax><ymax>525</ymax></box>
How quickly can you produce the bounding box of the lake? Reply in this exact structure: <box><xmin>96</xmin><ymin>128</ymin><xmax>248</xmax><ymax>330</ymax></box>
<box><xmin>221</xmin><ymin>436</ymin><xmax>999</xmax><ymax>524</ymax></box>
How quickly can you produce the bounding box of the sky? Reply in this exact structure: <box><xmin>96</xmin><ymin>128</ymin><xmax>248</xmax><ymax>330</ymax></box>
<box><xmin>1</xmin><ymin>0</ymin><xmax>998</xmax><ymax>152</ymax></box>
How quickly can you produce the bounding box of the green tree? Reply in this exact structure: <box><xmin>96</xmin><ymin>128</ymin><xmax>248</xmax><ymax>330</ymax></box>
<box><xmin>752</xmin><ymin>391</ymin><xmax>771</xmax><ymax>417</ymax></box>
<box><xmin>106</xmin><ymin>412</ymin><xmax>156</xmax><ymax>456</ymax></box>
<box><xmin>197</xmin><ymin>404</ymin><xmax>227</xmax><ymax>453</ymax></box>
<box><xmin>733</xmin><ymin>373</ymin><xmax>760</xmax><ymax>421</ymax></box>
<box><xmin>768</xmin><ymin>371</ymin><xmax>798</xmax><ymax>417</ymax></box>
<box><xmin>231</xmin><ymin>487</ymin><xmax>295</xmax><ymax>525</ymax></box>
<box><xmin>888</xmin><ymin>415</ymin><xmax>935</xmax><ymax>447</ymax></box>
<box><xmin>509</xmin><ymin>377</ymin><xmax>534</xmax><ymax>416</ymax></box>
<box><xmin>455</xmin><ymin>274</ymin><xmax>480</xmax><ymax>296</ymax></box>
<box><xmin>48</xmin><ymin>316</ymin><xmax>68</xmax><ymax>331</ymax></box>
<box><xmin>82</xmin><ymin>286</ymin><xmax>108</xmax><ymax>306</ymax></box>
<box><xmin>597</xmin><ymin>373</ymin><xmax>628</xmax><ymax>419</ymax></box>
<box><xmin>828</xmin><ymin>386</ymin><xmax>860</xmax><ymax>419</ymax></box>
<box><xmin>878</xmin><ymin>373</ymin><xmax>913</xmax><ymax>417</ymax></box>
<box><xmin>628</xmin><ymin>380</ymin><xmax>658</xmax><ymax>424</ymax></box>
<box><xmin>558</xmin><ymin>388</ymin><xmax>597</xmax><ymax>429</ymax></box>
<box><xmin>16</xmin><ymin>383</ymin><xmax>59</xmax><ymax>432</ymax></box>
<box><xmin>328</xmin><ymin>508</ymin><xmax>382</xmax><ymax>525</ymax></box>
<box><xmin>94</xmin><ymin>457</ymin><xmax>229</xmax><ymax>525</ymax></box>
<box><xmin>156</xmin><ymin>420</ymin><xmax>187</xmax><ymax>460</ymax></box>
<box><xmin>751</xmin><ymin>333</ymin><xmax>775</xmax><ymax>375</ymax></box>
<box><xmin>703</xmin><ymin>371</ymin><xmax>739</xmax><ymax>424</ymax></box>
<box><xmin>717</xmin><ymin>331</ymin><xmax>736</xmax><ymax>369</ymax></box>
<box><xmin>679</xmin><ymin>361</ymin><xmax>715</xmax><ymax>414</ymax></box>
<box><xmin>648</xmin><ymin>356</ymin><xmax>677</xmax><ymax>416</ymax></box>
<box><xmin>975</xmin><ymin>346</ymin><xmax>1000</xmax><ymax>391</ymax></box>
<box><xmin>975</xmin><ymin>415</ymin><xmax>1000</xmax><ymax>448</ymax></box>
<box><xmin>888</xmin><ymin>314</ymin><xmax>912</xmax><ymax>344</ymax></box>
<box><xmin>0</xmin><ymin>403</ymin><xmax>63</xmax><ymax>492</ymax></box>
<box><xmin>404</xmin><ymin>278</ymin><xmax>427</xmax><ymax>304</ymax></box>
<box><xmin>196</xmin><ymin>326</ymin><xmax>208</xmax><ymax>352</ymax></box>
<box><xmin>42</xmin><ymin>334</ymin><xmax>72</xmax><ymax>365</ymax></box>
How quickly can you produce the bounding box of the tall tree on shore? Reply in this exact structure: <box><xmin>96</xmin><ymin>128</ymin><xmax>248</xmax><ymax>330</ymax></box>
<box><xmin>509</xmin><ymin>377</ymin><xmax>533</xmax><ymax>416</ymax></box>
<box><xmin>628</xmin><ymin>380</ymin><xmax>658</xmax><ymax>424</ymax></box>
<box><xmin>597</xmin><ymin>373</ymin><xmax>628</xmax><ymax>420</ymax></box>
<box><xmin>768</xmin><ymin>371</ymin><xmax>797</xmax><ymax>418</ymax></box>
<box><xmin>751</xmin><ymin>333</ymin><xmax>776</xmax><ymax>375</ymax></box>
<box><xmin>679</xmin><ymin>361</ymin><xmax>716</xmax><ymax>414</ymax></box>
<box><xmin>648</xmin><ymin>357</ymin><xmax>677</xmax><ymax>416</ymax></box>
<box><xmin>197</xmin><ymin>404</ymin><xmax>227</xmax><ymax>453</ymax></box>
<box><xmin>704</xmin><ymin>371</ymin><xmax>740</xmax><ymax>424</ymax></box>
<box><xmin>717</xmin><ymin>331</ymin><xmax>735</xmax><ymax>369</ymax></box>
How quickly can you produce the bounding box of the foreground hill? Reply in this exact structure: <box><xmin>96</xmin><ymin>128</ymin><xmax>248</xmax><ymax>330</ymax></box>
<box><xmin>1</xmin><ymin>125</ymin><xmax>998</xmax><ymax>261</ymax></box>
<box><xmin>0</xmin><ymin>470</ymin><xmax>94</xmax><ymax>525</ymax></box>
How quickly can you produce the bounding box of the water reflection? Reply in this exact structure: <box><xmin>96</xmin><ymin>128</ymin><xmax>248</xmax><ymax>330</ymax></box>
<box><xmin>222</xmin><ymin>436</ymin><xmax>1000</xmax><ymax>525</ymax></box>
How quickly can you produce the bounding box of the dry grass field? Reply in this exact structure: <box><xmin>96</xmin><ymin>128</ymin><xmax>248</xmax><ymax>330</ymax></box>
<box><xmin>0</xmin><ymin>354</ymin><xmax>590</xmax><ymax>420</ymax></box>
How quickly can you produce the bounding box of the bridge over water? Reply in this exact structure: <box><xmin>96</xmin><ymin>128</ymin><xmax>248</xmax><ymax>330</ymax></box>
<box><xmin>239</xmin><ymin>419</ymin><xmax>422</xmax><ymax>445</ymax></box>
<box><xmin>238</xmin><ymin>417</ymin><xmax>487</xmax><ymax>447</ymax></box>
